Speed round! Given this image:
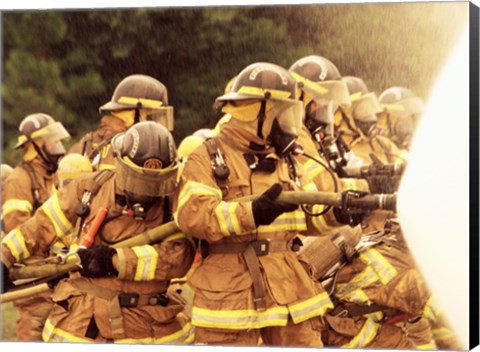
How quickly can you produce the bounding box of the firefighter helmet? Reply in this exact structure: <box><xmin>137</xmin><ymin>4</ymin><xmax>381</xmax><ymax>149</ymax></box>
<box><xmin>177</xmin><ymin>135</ymin><xmax>205</xmax><ymax>161</ymax></box>
<box><xmin>216</xmin><ymin>62</ymin><xmax>303</xmax><ymax>155</ymax></box>
<box><xmin>289</xmin><ymin>55</ymin><xmax>351</xmax><ymax>108</ymax></box>
<box><xmin>379</xmin><ymin>86</ymin><xmax>424</xmax><ymax>117</ymax></box>
<box><xmin>99</xmin><ymin>74</ymin><xmax>174</xmax><ymax>130</ymax></box>
<box><xmin>15</xmin><ymin>113</ymin><xmax>70</xmax><ymax>167</ymax></box>
<box><xmin>112</xmin><ymin>121</ymin><xmax>178</xmax><ymax>201</ymax></box>
<box><xmin>57</xmin><ymin>153</ymin><xmax>93</xmax><ymax>187</ymax></box>
<box><xmin>378</xmin><ymin>86</ymin><xmax>424</xmax><ymax>148</ymax></box>
<box><xmin>342</xmin><ymin>76</ymin><xmax>382</xmax><ymax>125</ymax></box>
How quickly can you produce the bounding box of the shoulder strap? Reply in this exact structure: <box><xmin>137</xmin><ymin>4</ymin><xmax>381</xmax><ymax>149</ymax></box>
<box><xmin>204</xmin><ymin>137</ymin><xmax>230</xmax><ymax>196</ymax></box>
<box><xmin>20</xmin><ymin>162</ymin><xmax>42</xmax><ymax>209</ymax></box>
<box><xmin>83</xmin><ymin>169</ymin><xmax>115</xmax><ymax>200</ymax></box>
<box><xmin>87</xmin><ymin>135</ymin><xmax>115</xmax><ymax>161</ymax></box>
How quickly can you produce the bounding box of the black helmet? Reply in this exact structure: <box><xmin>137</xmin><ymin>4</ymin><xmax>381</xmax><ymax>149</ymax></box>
<box><xmin>379</xmin><ymin>86</ymin><xmax>424</xmax><ymax>117</ymax></box>
<box><xmin>15</xmin><ymin>113</ymin><xmax>70</xmax><ymax>168</ymax></box>
<box><xmin>112</xmin><ymin>121</ymin><xmax>178</xmax><ymax>204</ymax></box>
<box><xmin>216</xmin><ymin>62</ymin><xmax>303</xmax><ymax>155</ymax></box>
<box><xmin>378</xmin><ymin>86</ymin><xmax>424</xmax><ymax>148</ymax></box>
<box><xmin>342</xmin><ymin>76</ymin><xmax>381</xmax><ymax>128</ymax></box>
<box><xmin>216</xmin><ymin>62</ymin><xmax>297</xmax><ymax>104</ymax></box>
<box><xmin>100</xmin><ymin>74</ymin><xmax>174</xmax><ymax>130</ymax></box>
<box><xmin>289</xmin><ymin>55</ymin><xmax>351</xmax><ymax>108</ymax></box>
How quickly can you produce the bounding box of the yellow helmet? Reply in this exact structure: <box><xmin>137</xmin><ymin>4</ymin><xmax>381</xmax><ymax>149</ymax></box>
<box><xmin>57</xmin><ymin>153</ymin><xmax>93</xmax><ymax>187</ymax></box>
<box><xmin>177</xmin><ymin>135</ymin><xmax>205</xmax><ymax>161</ymax></box>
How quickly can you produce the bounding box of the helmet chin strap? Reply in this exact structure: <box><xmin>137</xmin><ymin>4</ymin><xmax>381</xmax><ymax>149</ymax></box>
<box><xmin>31</xmin><ymin>140</ymin><xmax>57</xmax><ymax>172</ymax></box>
<box><xmin>256</xmin><ymin>100</ymin><xmax>267</xmax><ymax>139</ymax></box>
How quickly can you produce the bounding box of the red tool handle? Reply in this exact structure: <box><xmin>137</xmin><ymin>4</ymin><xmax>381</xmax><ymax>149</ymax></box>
<box><xmin>80</xmin><ymin>207</ymin><xmax>108</xmax><ymax>248</ymax></box>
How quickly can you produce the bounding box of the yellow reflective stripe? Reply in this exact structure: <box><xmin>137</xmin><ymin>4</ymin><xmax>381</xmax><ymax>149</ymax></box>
<box><xmin>290</xmin><ymin>72</ymin><xmax>329</xmax><ymax>96</ymax></box>
<box><xmin>192</xmin><ymin>305</ymin><xmax>289</xmax><ymax>330</ymax></box>
<box><xmin>335</xmin><ymin>266</ymin><xmax>378</xmax><ymax>299</ymax></box>
<box><xmin>98</xmin><ymin>163</ymin><xmax>116</xmax><ymax>171</ymax></box>
<box><xmin>417</xmin><ymin>342</ymin><xmax>437</xmax><ymax>350</ymax></box>
<box><xmin>41</xmin><ymin>194</ymin><xmax>73</xmax><ymax>238</ymax></box>
<box><xmin>350</xmin><ymin>92</ymin><xmax>363</xmax><ymax>101</ymax></box>
<box><xmin>382</xmin><ymin>103</ymin><xmax>405</xmax><ymax>112</ymax></box>
<box><xmin>115</xmin><ymin>322</ymin><xmax>193</xmax><ymax>344</ymax></box>
<box><xmin>303</xmin><ymin>159</ymin><xmax>324</xmax><ymax>180</ymax></box>
<box><xmin>311</xmin><ymin>207</ymin><xmax>330</xmax><ymax>232</ymax></box>
<box><xmin>132</xmin><ymin>245</ymin><xmax>158</xmax><ymax>281</ymax></box>
<box><xmin>2</xmin><ymin>228</ymin><xmax>31</xmax><ymax>262</ymax></box>
<box><xmin>340</xmin><ymin>289</ymin><xmax>371</xmax><ymax>306</ymax></box>
<box><xmin>214</xmin><ymin>201</ymin><xmax>243</xmax><ymax>236</ymax></box>
<box><xmin>432</xmin><ymin>327</ymin><xmax>456</xmax><ymax>341</ymax></box>
<box><xmin>29</xmin><ymin>126</ymin><xmax>50</xmax><ymax>140</ymax></box>
<box><xmin>341</xmin><ymin>178</ymin><xmax>359</xmax><ymax>190</ymax></box>
<box><xmin>118</xmin><ymin>96</ymin><xmax>164</xmax><ymax>109</ymax></box>
<box><xmin>50</xmin><ymin>241</ymin><xmax>66</xmax><ymax>255</ymax></box>
<box><xmin>343</xmin><ymin>317</ymin><xmax>380</xmax><ymax>348</ymax></box>
<box><xmin>257</xmin><ymin>210</ymin><xmax>306</xmax><ymax>233</ymax></box>
<box><xmin>42</xmin><ymin>319</ymin><xmax>92</xmax><ymax>343</ymax></box>
<box><xmin>177</xmin><ymin>181</ymin><xmax>222</xmax><ymax>213</ymax></box>
<box><xmin>2</xmin><ymin>199</ymin><xmax>33</xmax><ymax>217</ymax></box>
<box><xmin>237</xmin><ymin>86</ymin><xmax>292</xmax><ymax>99</ymax></box>
<box><xmin>423</xmin><ymin>295</ymin><xmax>441</xmax><ymax>321</ymax></box>
<box><xmin>363</xmin><ymin>311</ymin><xmax>384</xmax><ymax>322</ymax></box>
<box><xmin>302</xmin><ymin>181</ymin><xmax>318</xmax><ymax>192</ymax></box>
<box><xmin>288</xmin><ymin>292</ymin><xmax>333</xmax><ymax>323</ymax></box>
<box><xmin>359</xmin><ymin>248</ymin><xmax>397</xmax><ymax>284</ymax></box>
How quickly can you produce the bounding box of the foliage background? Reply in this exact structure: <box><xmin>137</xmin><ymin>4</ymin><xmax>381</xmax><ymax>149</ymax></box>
<box><xmin>1</xmin><ymin>3</ymin><xmax>469</xmax><ymax>165</ymax></box>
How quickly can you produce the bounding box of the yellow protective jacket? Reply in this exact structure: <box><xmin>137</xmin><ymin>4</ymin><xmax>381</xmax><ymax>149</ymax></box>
<box><xmin>67</xmin><ymin>115</ymin><xmax>127</xmax><ymax>171</ymax></box>
<box><xmin>1</xmin><ymin>172</ymin><xmax>195</xmax><ymax>343</ymax></box>
<box><xmin>2</xmin><ymin>158</ymin><xmax>56</xmax><ymax>234</ymax></box>
<box><xmin>174</xmin><ymin>125</ymin><xmax>341</xmax><ymax>331</ymax></box>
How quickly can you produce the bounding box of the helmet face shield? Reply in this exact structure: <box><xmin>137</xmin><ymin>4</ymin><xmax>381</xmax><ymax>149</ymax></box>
<box><xmin>352</xmin><ymin>92</ymin><xmax>381</xmax><ymax>123</ymax></box>
<box><xmin>261</xmin><ymin>100</ymin><xmax>303</xmax><ymax>138</ymax></box>
<box><xmin>115</xmin><ymin>155</ymin><xmax>178</xmax><ymax>198</ymax></box>
<box><xmin>315</xmin><ymin>81</ymin><xmax>352</xmax><ymax>108</ymax></box>
<box><xmin>143</xmin><ymin>107</ymin><xmax>174</xmax><ymax>131</ymax></box>
<box><xmin>16</xmin><ymin>121</ymin><xmax>70</xmax><ymax>149</ymax></box>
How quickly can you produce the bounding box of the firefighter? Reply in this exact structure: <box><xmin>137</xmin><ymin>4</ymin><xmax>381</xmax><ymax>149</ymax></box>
<box><xmin>174</xmin><ymin>62</ymin><xmax>362</xmax><ymax>347</ymax></box>
<box><xmin>2</xmin><ymin>121</ymin><xmax>195</xmax><ymax>343</ymax></box>
<box><xmin>377</xmin><ymin>86</ymin><xmax>425</xmax><ymax>150</ymax></box>
<box><xmin>1</xmin><ymin>113</ymin><xmax>70</xmax><ymax>341</ymax></box>
<box><xmin>68</xmin><ymin>74</ymin><xmax>174</xmax><ymax>171</ymax></box>
<box><xmin>335</xmin><ymin>75</ymin><xmax>436</xmax><ymax>349</ymax></box>
<box><xmin>57</xmin><ymin>153</ymin><xmax>94</xmax><ymax>189</ymax></box>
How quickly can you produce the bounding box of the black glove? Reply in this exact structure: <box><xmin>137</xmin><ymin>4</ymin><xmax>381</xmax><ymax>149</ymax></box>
<box><xmin>367</xmin><ymin>175</ymin><xmax>401</xmax><ymax>194</ymax></box>
<box><xmin>333</xmin><ymin>190</ymin><xmax>368</xmax><ymax>227</ymax></box>
<box><xmin>1</xmin><ymin>262</ymin><xmax>14</xmax><ymax>294</ymax></box>
<box><xmin>77</xmin><ymin>245</ymin><xmax>118</xmax><ymax>278</ymax></box>
<box><xmin>252</xmin><ymin>183</ymin><xmax>298</xmax><ymax>227</ymax></box>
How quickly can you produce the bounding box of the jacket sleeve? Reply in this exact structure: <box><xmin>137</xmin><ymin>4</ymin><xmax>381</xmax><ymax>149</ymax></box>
<box><xmin>114</xmin><ymin>234</ymin><xmax>195</xmax><ymax>281</ymax></box>
<box><xmin>1</xmin><ymin>167</ymin><xmax>35</xmax><ymax>233</ymax></box>
<box><xmin>1</xmin><ymin>180</ymin><xmax>80</xmax><ymax>268</ymax></box>
<box><xmin>173</xmin><ymin>147</ymin><xmax>257</xmax><ymax>242</ymax></box>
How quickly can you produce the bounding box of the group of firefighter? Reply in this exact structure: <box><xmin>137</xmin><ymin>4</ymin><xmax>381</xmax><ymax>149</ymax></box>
<box><xmin>0</xmin><ymin>55</ymin><xmax>462</xmax><ymax>349</ymax></box>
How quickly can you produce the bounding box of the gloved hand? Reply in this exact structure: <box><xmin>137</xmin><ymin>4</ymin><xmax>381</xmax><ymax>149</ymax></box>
<box><xmin>77</xmin><ymin>245</ymin><xmax>118</xmax><ymax>278</ymax></box>
<box><xmin>367</xmin><ymin>175</ymin><xmax>401</xmax><ymax>194</ymax></box>
<box><xmin>1</xmin><ymin>262</ymin><xmax>14</xmax><ymax>293</ymax></box>
<box><xmin>252</xmin><ymin>183</ymin><xmax>298</xmax><ymax>227</ymax></box>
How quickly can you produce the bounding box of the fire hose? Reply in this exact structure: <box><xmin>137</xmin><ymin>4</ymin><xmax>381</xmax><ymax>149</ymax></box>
<box><xmin>2</xmin><ymin>190</ymin><xmax>396</xmax><ymax>302</ymax></box>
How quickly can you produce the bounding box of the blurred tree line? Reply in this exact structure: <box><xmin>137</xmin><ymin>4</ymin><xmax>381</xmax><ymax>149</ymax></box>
<box><xmin>1</xmin><ymin>2</ymin><xmax>468</xmax><ymax>166</ymax></box>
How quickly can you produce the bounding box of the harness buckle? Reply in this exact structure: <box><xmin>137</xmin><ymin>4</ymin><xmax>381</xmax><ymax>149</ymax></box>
<box><xmin>251</xmin><ymin>239</ymin><xmax>270</xmax><ymax>256</ymax></box>
<box><xmin>118</xmin><ymin>293</ymin><xmax>140</xmax><ymax>307</ymax></box>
